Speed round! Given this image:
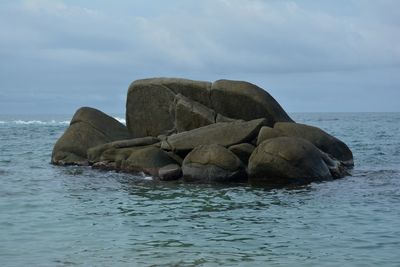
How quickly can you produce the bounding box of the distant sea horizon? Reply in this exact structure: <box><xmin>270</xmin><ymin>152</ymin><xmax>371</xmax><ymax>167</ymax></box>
<box><xmin>1</xmin><ymin>111</ymin><xmax>399</xmax><ymax>124</ymax></box>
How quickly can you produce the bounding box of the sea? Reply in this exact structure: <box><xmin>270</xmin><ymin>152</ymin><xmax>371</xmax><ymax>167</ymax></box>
<box><xmin>0</xmin><ymin>112</ymin><xmax>399</xmax><ymax>267</ymax></box>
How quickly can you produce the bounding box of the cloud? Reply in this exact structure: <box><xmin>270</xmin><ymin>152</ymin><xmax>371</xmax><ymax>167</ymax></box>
<box><xmin>2</xmin><ymin>0</ymin><xmax>400</xmax><ymax>72</ymax></box>
<box><xmin>0</xmin><ymin>0</ymin><xmax>399</xmax><ymax>113</ymax></box>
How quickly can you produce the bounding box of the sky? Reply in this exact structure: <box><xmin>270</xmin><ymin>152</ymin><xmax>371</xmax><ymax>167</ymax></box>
<box><xmin>0</xmin><ymin>0</ymin><xmax>399</xmax><ymax>115</ymax></box>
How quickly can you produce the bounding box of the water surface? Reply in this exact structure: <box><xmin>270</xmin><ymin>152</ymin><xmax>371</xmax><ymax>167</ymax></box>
<box><xmin>0</xmin><ymin>113</ymin><xmax>399</xmax><ymax>266</ymax></box>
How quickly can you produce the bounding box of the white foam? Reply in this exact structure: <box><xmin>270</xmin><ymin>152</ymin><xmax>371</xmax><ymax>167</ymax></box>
<box><xmin>15</xmin><ymin>120</ymin><xmax>47</xmax><ymax>125</ymax></box>
<box><xmin>0</xmin><ymin>120</ymin><xmax>70</xmax><ymax>125</ymax></box>
<box><xmin>0</xmin><ymin>117</ymin><xmax>124</xmax><ymax>125</ymax></box>
<box><xmin>137</xmin><ymin>171</ymin><xmax>153</xmax><ymax>180</ymax></box>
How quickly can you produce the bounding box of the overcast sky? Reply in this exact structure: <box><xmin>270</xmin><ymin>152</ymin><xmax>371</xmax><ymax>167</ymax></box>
<box><xmin>0</xmin><ymin>0</ymin><xmax>399</xmax><ymax>115</ymax></box>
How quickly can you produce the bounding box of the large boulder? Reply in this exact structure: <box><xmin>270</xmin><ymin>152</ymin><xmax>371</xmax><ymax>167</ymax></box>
<box><xmin>126</xmin><ymin>78</ymin><xmax>212</xmax><ymax>138</ymax></box>
<box><xmin>182</xmin><ymin>144</ymin><xmax>247</xmax><ymax>183</ymax></box>
<box><xmin>51</xmin><ymin>107</ymin><xmax>130</xmax><ymax>165</ymax></box>
<box><xmin>135</xmin><ymin>78</ymin><xmax>212</xmax><ymax>106</ymax></box>
<box><xmin>160</xmin><ymin>118</ymin><xmax>267</xmax><ymax>153</ymax></box>
<box><xmin>248</xmin><ymin>137</ymin><xmax>333</xmax><ymax>186</ymax></box>
<box><xmin>211</xmin><ymin>79</ymin><xmax>293</xmax><ymax>125</ymax></box>
<box><xmin>126</xmin><ymin>78</ymin><xmax>293</xmax><ymax>137</ymax></box>
<box><xmin>257</xmin><ymin>122</ymin><xmax>353</xmax><ymax>165</ymax></box>
<box><xmin>126</xmin><ymin>81</ymin><xmax>176</xmax><ymax>138</ymax></box>
<box><xmin>174</xmin><ymin>94</ymin><xmax>216</xmax><ymax>132</ymax></box>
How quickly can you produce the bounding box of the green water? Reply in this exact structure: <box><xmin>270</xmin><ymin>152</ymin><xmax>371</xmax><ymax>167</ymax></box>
<box><xmin>0</xmin><ymin>113</ymin><xmax>399</xmax><ymax>266</ymax></box>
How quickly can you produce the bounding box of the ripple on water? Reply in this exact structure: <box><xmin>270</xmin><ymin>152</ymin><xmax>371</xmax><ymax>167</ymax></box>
<box><xmin>1</xmin><ymin>113</ymin><xmax>400</xmax><ymax>266</ymax></box>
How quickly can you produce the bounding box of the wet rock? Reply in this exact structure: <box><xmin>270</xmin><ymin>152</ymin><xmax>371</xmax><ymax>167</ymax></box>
<box><xmin>274</xmin><ymin>122</ymin><xmax>353</xmax><ymax>165</ymax></box>
<box><xmin>87</xmin><ymin>136</ymin><xmax>160</xmax><ymax>163</ymax></box>
<box><xmin>248</xmin><ymin>137</ymin><xmax>333</xmax><ymax>185</ymax></box>
<box><xmin>182</xmin><ymin>144</ymin><xmax>247</xmax><ymax>183</ymax></box>
<box><xmin>118</xmin><ymin>146</ymin><xmax>178</xmax><ymax>176</ymax></box>
<box><xmin>159</xmin><ymin>164</ymin><xmax>182</xmax><ymax>181</ymax></box>
<box><xmin>51</xmin><ymin>107</ymin><xmax>130</xmax><ymax>165</ymax></box>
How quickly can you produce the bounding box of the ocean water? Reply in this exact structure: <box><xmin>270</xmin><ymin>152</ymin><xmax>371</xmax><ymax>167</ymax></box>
<box><xmin>0</xmin><ymin>112</ymin><xmax>399</xmax><ymax>267</ymax></box>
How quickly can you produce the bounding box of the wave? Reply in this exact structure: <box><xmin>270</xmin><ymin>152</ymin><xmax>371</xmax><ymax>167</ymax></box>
<box><xmin>0</xmin><ymin>120</ymin><xmax>70</xmax><ymax>125</ymax></box>
<box><xmin>16</xmin><ymin>120</ymin><xmax>70</xmax><ymax>125</ymax></box>
<box><xmin>0</xmin><ymin>117</ymin><xmax>125</xmax><ymax>125</ymax></box>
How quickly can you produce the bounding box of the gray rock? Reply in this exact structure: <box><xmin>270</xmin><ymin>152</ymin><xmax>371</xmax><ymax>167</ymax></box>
<box><xmin>53</xmin><ymin>77</ymin><xmax>353</xmax><ymax>187</ymax></box>
<box><xmin>99</xmin><ymin>147</ymin><xmax>133</xmax><ymax>165</ymax></box>
<box><xmin>126</xmin><ymin>81</ymin><xmax>176</xmax><ymax>138</ymax></box>
<box><xmin>126</xmin><ymin>78</ymin><xmax>212</xmax><ymax>138</ymax></box>
<box><xmin>125</xmin><ymin>78</ymin><xmax>293</xmax><ymax>137</ymax></box>
<box><xmin>164</xmin><ymin>151</ymin><xmax>184</xmax><ymax>165</ymax></box>
<box><xmin>215</xmin><ymin>113</ymin><xmax>239</xmax><ymax>123</ymax></box>
<box><xmin>320</xmin><ymin>151</ymin><xmax>351</xmax><ymax>178</ymax></box>
<box><xmin>256</xmin><ymin>126</ymin><xmax>281</xmax><ymax>146</ymax></box>
<box><xmin>87</xmin><ymin>136</ymin><xmax>160</xmax><ymax>163</ymax></box>
<box><xmin>161</xmin><ymin>118</ymin><xmax>268</xmax><ymax>152</ymax></box>
<box><xmin>134</xmin><ymin>78</ymin><xmax>212</xmax><ymax>106</ymax></box>
<box><xmin>228</xmin><ymin>143</ymin><xmax>255</xmax><ymax>164</ymax></box>
<box><xmin>94</xmin><ymin>145</ymin><xmax>178</xmax><ymax>177</ymax></box>
<box><xmin>159</xmin><ymin>164</ymin><xmax>182</xmax><ymax>181</ymax></box>
<box><xmin>248</xmin><ymin>137</ymin><xmax>333</xmax><ymax>185</ymax></box>
<box><xmin>273</xmin><ymin>122</ymin><xmax>353</xmax><ymax>165</ymax></box>
<box><xmin>174</xmin><ymin>94</ymin><xmax>215</xmax><ymax>132</ymax></box>
<box><xmin>120</xmin><ymin>146</ymin><xmax>178</xmax><ymax>176</ymax></box>
<box><xmin>211</xmin><ymin>79</ymin><xmax>293</xmax><ymax>126</ymax></box>
<box><xmin>182</xmin><ymin>144</ymin><xmax>247</xmax><ymax>183</ymax></box>
<box><xmin>51</xmin><ymin>107</ymin><xmax>130</xmax><ymax>165</ymax></box>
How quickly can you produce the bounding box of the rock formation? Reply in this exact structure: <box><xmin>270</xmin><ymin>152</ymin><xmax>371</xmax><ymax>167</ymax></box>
<box><xmin>51</xmin><ymin>107</ymin><xmax>130</xmax><ymax>165</ymax></box>
<box><xmin>52</xmin><ymin>78</ymin><xmax>353</xmax><ymax>187</ymax></box>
